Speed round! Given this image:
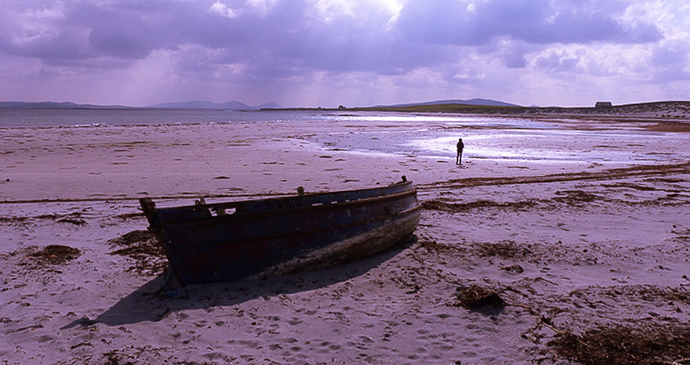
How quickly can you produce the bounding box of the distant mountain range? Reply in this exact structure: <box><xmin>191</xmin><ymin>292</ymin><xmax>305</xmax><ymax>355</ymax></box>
<box><xmin>8</xmin><ymin>99</ymin><xmax>687</xmax><ymax>114</ymax></box>
<box><xmin>383</xmin><ymin>98</ymin><xmax>521</xmax><ymax>108</ymax></box>
<box><xmin>148</xmin><ymin>98</ymin><xmax>518</xmax><ymax>109</ymax></box>
<box><xmin>149</xmin><ymin>100</ymin><xmax>281</xmax><ymax>110</ymax></box>
<box><xmin>0</xmin><ymin>101</ymin><xmax>130</xmax><ymax>109</ymax></box>
<box><xmin>0</xmin><ymin>98</ymin><xmax>516</xmax><ymax>110</ymax></box>
<box><xmin>0</xmin><ymin>100</ymin><xmax>281</xmax><ymax>110</ymax></box>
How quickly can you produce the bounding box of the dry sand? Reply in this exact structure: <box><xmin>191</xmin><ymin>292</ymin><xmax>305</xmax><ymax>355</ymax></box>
<box><xmin>1</xmin><ymin>114</ymin><xmax>689</xmax><ymax>364</ymax></box>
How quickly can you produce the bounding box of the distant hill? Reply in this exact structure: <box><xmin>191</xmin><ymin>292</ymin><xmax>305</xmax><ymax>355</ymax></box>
<box><xmin>386</xmin><ymin>98</ymin><xmax>521</xmax><ymax>108</ymax></box>
<box><xmin>0</xmin><ymin>101</ymin><xmax>130</xmax><ymax>109</ymax></box>
<box><xmin>149</xmin><ymin>100</ymin><xmax>281</xmax><ymax>110</ymax></box>
<box><xmin>0</xmin><ymin>100</ymin><xmax>281</xmax><ymax>110</ymax></box>
<box><xmin>256</xmin><ymin>102</ymin><xmax>281</xmax><ymax>109</ymax></box>
<box><xmin>359</xmin><ymin>100</ymin><xmax>690</xmax><ymax>120</ymax></box>
<box><xmin>531</xmin><ymin>101</ymin><xmax>690</xmax><ymax>119</ymax></box>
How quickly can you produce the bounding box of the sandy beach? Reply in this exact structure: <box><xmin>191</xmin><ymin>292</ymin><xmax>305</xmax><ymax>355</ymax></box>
<box><xmin>1</xmin><ymin>112</ymin><xmax>690</xmax><ymax>364</ymax></box>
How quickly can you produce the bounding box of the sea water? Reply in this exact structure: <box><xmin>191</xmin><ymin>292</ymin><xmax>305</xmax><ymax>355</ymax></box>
<box><xmin>0</xmin><ymin>108</ymin><xmax>325</xmax><ymax>128</ymax></box>
<box><xmin>1</xmin><ymin>108</ymin><xmax>687</xmax><ymax>164</ymax></box>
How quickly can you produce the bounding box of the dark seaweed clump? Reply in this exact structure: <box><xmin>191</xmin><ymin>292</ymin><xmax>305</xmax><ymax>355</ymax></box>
<box><xmin>29</xmin><ymin>245</ymin><xmax>82</xmax><ymax>265</ymax></box>
<box><xmin>549</xmin><ymin>323</ymin><xmax>690</xmax><ymax>365</ymax></box>
<box><xmin>451</xmin><ymin>285</ymin><xmax>506</xmax><ymax>314</ymax></box>
<box><xmin>109</xmin><ymin>230</ymin><xmax>167</xmax><ymax>275</ymax></box>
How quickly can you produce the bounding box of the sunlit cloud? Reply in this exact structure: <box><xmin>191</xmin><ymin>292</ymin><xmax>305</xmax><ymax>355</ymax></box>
<box><xmin>209</xmin><ymin>1</ymin><xmax>238</xmax><ymax>19</ymax></box>
<box><xmin>0</xmin><ymin>0</ymin><xmax>686</xmax><ymax>107</ymax></box>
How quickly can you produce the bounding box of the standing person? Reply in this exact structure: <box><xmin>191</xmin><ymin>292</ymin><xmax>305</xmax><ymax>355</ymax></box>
<box><xmin>456</xmin><ymin>138</ymin><xmax>464</xmax><ymax>165</ymax></box>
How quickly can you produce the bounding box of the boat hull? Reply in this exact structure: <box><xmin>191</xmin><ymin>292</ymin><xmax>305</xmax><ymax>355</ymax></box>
<box><xmin>141</xmin><ymin>181</ymin><xmax>421</xmax><ymax>285</ymax></box>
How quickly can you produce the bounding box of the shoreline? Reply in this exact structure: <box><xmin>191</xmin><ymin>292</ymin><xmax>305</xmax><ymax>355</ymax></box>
<box><xmin>1</xmin><ymin>113</ymin><xmax>689</xmax><ymax>364</ymax></box>
<box><xmin>2</xmin><ymin>100</ymin><xmax>690</xmax><ymax>130</ymax></box>
<box><xmin>270</xmin><ymin>100</ymin><xmax>690</xmax><ymax>122</ymax></box>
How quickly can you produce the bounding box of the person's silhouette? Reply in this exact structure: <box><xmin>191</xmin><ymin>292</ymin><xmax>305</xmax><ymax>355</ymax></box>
<box><xmin>456</xmin><ymin>138</ymin><xmax>464</xmax><ymax>165</ymax></box>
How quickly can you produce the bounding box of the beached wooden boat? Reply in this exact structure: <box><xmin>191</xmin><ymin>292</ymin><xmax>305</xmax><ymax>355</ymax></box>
<box><xmin>140</xmin><ymin>178</ymin><xmax>421</xmax><ymax>286</ymax></box>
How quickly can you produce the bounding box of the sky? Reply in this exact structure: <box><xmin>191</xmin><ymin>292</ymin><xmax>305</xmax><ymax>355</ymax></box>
<box><xmin>0</xmin><ymin>0</ymin><xmax>688</xmax><ymax>107</ymax></box>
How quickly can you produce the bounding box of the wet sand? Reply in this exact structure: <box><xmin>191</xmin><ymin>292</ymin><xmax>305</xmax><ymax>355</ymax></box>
<box><xmin>1</xmin><ymin>114</ymin><xmax>689</xmax><ymax>364</ymax></box>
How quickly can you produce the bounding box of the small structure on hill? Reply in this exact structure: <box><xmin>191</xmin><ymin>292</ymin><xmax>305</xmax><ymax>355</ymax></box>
<box><xmin>595</xmin><ymin>101</ymin><xmax>613</xmax><ymax>108</ymax></box>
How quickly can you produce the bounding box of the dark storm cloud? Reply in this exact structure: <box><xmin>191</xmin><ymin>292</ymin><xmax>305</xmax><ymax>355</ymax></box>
<box><xmin>395</xmin><ymin>0</ymin><xmax>662</xmax><ymax>46</ymax></box>
<box><xmin>0</xmin><ymin>0</ymin><xmax>667</xmax><ymax>82</ymax></box>
<box><xmin>0</xmin><ymin>6</ymin><xmax>84</xmax><ymax>61</ymax></box>
<box><xmin>534</xmin><ymin>50</ymin><xmax>580</xmax><ymax>74</ymax></box>
<box><xmin>649</xmin><ymin>41</ymin><xmax>690</xmax><ymax>82</ymax></box>
<box><xmin>74</xmin><ymin>4</ymin><xmax>161</xmax><ymax>59</ymax></box>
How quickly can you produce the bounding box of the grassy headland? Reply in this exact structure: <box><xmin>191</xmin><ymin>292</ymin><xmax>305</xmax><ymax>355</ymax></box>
<box><xmin>274</xmin><ymin>101</ymin><xmax>690</xmax><ymax>122</ymax></box>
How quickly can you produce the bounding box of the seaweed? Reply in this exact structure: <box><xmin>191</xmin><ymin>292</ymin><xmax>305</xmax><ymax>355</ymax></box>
<box><xmin>451</xmin><ymin>285</ymin><xmax>506</xmax><ymax>314</ymax></box>
<box><xmin>549</xmin><ymin>323</ymin><xmax>690</xmax><ymax>365</ymax></box>
<box><xmin>109</xmin><ymin>230</ymin><xmax>166</xmax><ymax>276</ymax></box>
<box><xmin>29</xmin><ymin>245</ymin><xmax>82</xmax><ymax>265</ymax></box>
<box><xmin>474</xmin><ymin>240</ymin><xmax>533</xmax><ymax>260</ymax></box>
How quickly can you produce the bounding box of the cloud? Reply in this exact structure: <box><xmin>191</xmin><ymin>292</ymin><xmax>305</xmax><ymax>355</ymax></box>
<box><xmin>0</xmin><ymin>0</ymin><xmax>685</xmax><ymax>107</ymax></box>
<box><xmin>209</xmin><ymin>1</ymin><xmax>238</xmax><ymax>19</ymax></box>
<box><xmin>649</xmin><ymin>40</ymin><xmax>690</xmax><ymax>82</ymax></box>
<box><xmin>0</xmin><ymin>2</ymin><xmax>83</xmax><ymax>60</ymax></box>
<box><xmin>534</xmin><ymin>49</ymin><xmax>581</xmax><ymax>74</ymax></box>
<box><xmin>394</xmin><ymin>0</ymin><xmax>663</xmax><ymax>46</ymax></box>
<box><xmin>0</xmin><ymin>0</ymin><xmax>664</xmax><ymax>71</ymax></box>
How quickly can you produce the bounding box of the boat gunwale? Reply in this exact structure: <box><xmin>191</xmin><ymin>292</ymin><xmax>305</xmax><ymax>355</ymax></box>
<box><xmin>151</xmin><ymin>184</ymin><xmax>419</xmax><ymax>225</ymax></box>
<box><xmin>150</xmin><ymin>180</ymin><xmax>414</xmax><ymax>214</ymax></box>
